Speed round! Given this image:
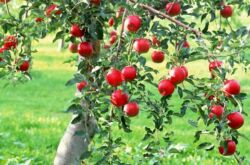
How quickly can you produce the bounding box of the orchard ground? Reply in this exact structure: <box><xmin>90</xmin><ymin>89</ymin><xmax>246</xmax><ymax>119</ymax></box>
<box><xmin>0</xmin><ymin>36</ymin><xmax>249</xmax><ymax>165</ymax></box>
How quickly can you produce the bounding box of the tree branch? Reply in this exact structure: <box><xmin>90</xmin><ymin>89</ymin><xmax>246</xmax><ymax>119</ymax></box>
<box><xmin>129</xmin><ymin>0</ymin><xmax>202</xmax><ymax>37</ymax></box>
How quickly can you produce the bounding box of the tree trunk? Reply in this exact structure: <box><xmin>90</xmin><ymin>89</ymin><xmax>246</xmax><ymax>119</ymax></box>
<box><xmin>54</xmin><ymin>113</ymin><xmax>97</xmax><ymax>165</ymax></box>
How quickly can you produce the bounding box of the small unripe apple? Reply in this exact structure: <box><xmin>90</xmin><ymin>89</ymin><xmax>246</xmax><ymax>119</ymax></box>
<box><xmin>19</xmin><ymin>61</ymin><xmax>30</xmax><ymax>72</ymax></box>
<box><xmin>78</xmin><ymin>42</ymin><xmax>94</xmax><ymax>57</ymax></box>
<box><xmin>151</xmin><ymin>51</ymin><xmax>165</xmax><ymax>63</ymax></box>
<box><xmin>68</xmin><ymin>43</ymin><xmax>78</xmax><ymax>53</ymax></box>
<box><xmin>227</xmin><ymin>112</ymin><xmax>244</xmax><ymax>129</ymax></box>
<box><xmin>109</xmin><ymin>35</ymin><xmax>117</xmax><ymax>45</ymax></box>
<box><xmin>209</xmin><ymin>105</ymin><xmax>224</xmax><ymax>119</ymax></box>
<box><xmin>219</xmin><ymin>140</ymin><xmax>236</xmax><ymax>156</ymax></box>
<box><xmin>111</xmin><ymin>90</ymin><xmax>129</xmax><ymax>107</ymax></box>
<box><xmin>169</xmin><ymin>67</ymin><xmax>186</xmax><ymax>84</ymax></box>
<box><xmin>108</xmin><ymin>17</ymin><xmax>114</xmax><ymax>27</ymax></box>
<box><xmin>220</xmin><ymin>5</ymin><xmax>233</xmax><ymax>18</ymax></box>
<box><xmin>223</xmin><ymin>79</ymin><xmax>240</xmax><ymax>96</ymax></box>
<box><xmin>116</xmin><ymin>7</ymin><xmax>124</xmax><ymax>18</ymax></box>
<box><xmin>152</xmin><ymin>36</ymin><xmax>160</xmax><ymax>46</ymax></box>
<box><xmin>158</xmin><ymin>79</ymin><xmax>175</xmax><ymax>96</ymax></box>
<box><xmin>124</xmin><ymin>15</ymin><xmax>142</xmax><ymax>33</ymax></box>
<box><xmin>165</xmin><ymin>2</ymin><xmax>181</xmax><ymax>16</ymax></box>
<box><xmin>122</xmin><ymin>66</ymin><xmax>137</xmax><ymax>82</ymax></box>
<box><xmin>106</xmin><ymin>68</ymin><xmax>123</xmax><ymax>87</ymax></box>
<box><xmin>209</xmin><ymin>60</ymin><xmax>223</xmax><ymax>72</ymax></box>
<box><xmin>3</xmin><ymin>35</ymin><xmax>18</xmax><ymax>50</ymax></box>
<box><xmin>76</xmin><ymin>80</ymin><xmax>88</xmax><ymax>92</ymax></box>
<box><xmin>45</xmin><ymin>4</ymin><xmax>62</xmax><ymax>17</ymax></box>
<box><xmin>35</xmin><ymin>17</ymin><xmax>44</xmax><ymax>23</ymax></box>
<box><xmin>70</xmin><ymin>24</ymin><xmax>84</xmax><ymax>38</ymax></box>
<box><xmin>124</xmin><ymin>102</ymin><xmax>139</xmax><ymax>117</ymax></box>
<box><xmin>90</xmin><ymin>0</ymin><xmax>101</xmax><ymax>6</ymax></box>
<box><xmin>133</xmin><ymin>38</ymin><xmax>150</xmax><ymax>54</ymax></box>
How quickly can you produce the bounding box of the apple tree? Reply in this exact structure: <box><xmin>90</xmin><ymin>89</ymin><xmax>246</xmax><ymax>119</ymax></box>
<box><xmin>0</xmin><ymin>0</ymin><xmax>250</xmax><ymax>164</ymax></box>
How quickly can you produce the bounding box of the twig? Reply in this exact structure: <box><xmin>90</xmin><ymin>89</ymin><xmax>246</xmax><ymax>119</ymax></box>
<box><xmin>129</xmin><ymin>0</ymin><xmax>202</xmax><ymax>37</ymax></box>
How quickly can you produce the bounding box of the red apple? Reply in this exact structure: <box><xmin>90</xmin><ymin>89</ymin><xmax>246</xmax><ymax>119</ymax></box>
<box><xmin>70</xmin><ymin>24</ymin><xmax>84</xmax><ymax>38</ymax></box>
<box><xmin>111</xmin><ymin>90</ymin><xmax>129</xmax><ymax>107</ymax></box>
<box><xmin>152</xmin><ymin>36</ymin><xmax>160</xmax><ymax>46</ymax></box>
<box><xmin>109</xmin><ymin>35</ymin><xmax>117</xmax><ymax>45</ymax></box>
<box><xmin>90</xmin><ymin>0</ymin><xmax>101</xmax><ymax>6</ymax></box>
<box><xmin>209</xmin><ymin>105</ymin><xmax>224</xmax><ymax>119</ymax></box>
<box><xmin>78</xmin><ymin>42</ymin><xmax>94</xmax><ymax>57</ymax></box>
<box><xmin>3</xmin><ymin>35</ymin><xmax>18</xmax><ymax>50</ymax></box>
<box><xmin>165</xmin><ymin>2</ymin><xmax>181</xmax><ymax>16</ymax></box>
<box><xmin>209</xmin><ymin>60</ymin><xmax>223</xmax><ymax>71</ymax></box>
<box><xmin>158</xmin><ymin>79</ymin><xmax>175</xmax><ymax>96</ymax></box>
<box><xmin>116</xmin><ymin>7</ymin><xmax>124</xmax><ymax>18</ymax></box>
<box><xmin>219</xmin><ymin>140</ymin><xmax>236</xmax><ymax>156</ymax></box>
<box><xmin>124</xmin><ymin>15</ymin><xmax>142</xmax><ymax>33</ymax></box>
<box><xmin>169</xmin><ymin>66</ymin><xmax>186</xmax><ymax>84</ymax></box>
<box><xmin>220</xmin><ymin>5</ymin><xmax>233</xmax><ymax>18</ymax></box>
<box><xmin>133</xmin><ymin>38</ymin><xmax>150</xmax><ymax>54</ymax></box>
<box><xmin>122</xmin><ymin>66</ymin><xmax>137</xmax><ymax>82</ymax></box>
<box><xmin>35</xmin><ymin>17</ymin><xmax>44</xmax><ymax>23</ymax></box>
<box><xmin>227</xmin><ymin>112</ymin><xmax>244</xmax><ymax>129</ymax></box>
<box><xmin>104</xmin><ymin>44</ymin><xmax>110</xmax><ymax>49</ymax></box>
<box><xmin>224</xmin><ymin>79</ymin><xmax>240</xmax><ymax>96</ymax></box>
<box><xmin>106</xmin><ymin>68</ymin><xmax>123</xmax><ymax>87</ymax></box>
<box><xmin>0</xmin><ymin>0</ymin><xmax>10</xmax><ymax>3</ymax></box>
<box><xmin>124</xmin><ymin>102</ymin><xmax>139</xmax><ymax>117</ymax></box>
<box><xmin>68</xmin><ymin>43</ymin><xmax>78</xmax><ymax>53</ymax></box>
<box><xmin>180</xmin><ymin>66</ymin><xmax>188</xmax><ymax>78</ymax></box>
<box><xmin>76</xmin><ymin>80</ymin><xmax>88</xmax><ymax>92</ymax></box>
<box><xmin>151</xmin><ymin>50</ymin><xmax>165</xmax><ymax>63</ymax></box>
<box><xmin>110</xmin><ymin>30</ymin><xmax>117</xmax><ymax>37</ymax></box>
<box><xmin>45</xmin><ymin>4</ymin><xmax>62</xmax><ymax>17</ymax></box>
<box><xmin>108</xmin><ymin>17</ymin><xmax>114</xmax><ymax>27</ymax></box>
<box><xmin>18</xmin><ymin>61</ymin><xmax>30</xmax><ymax>72</ymax></box>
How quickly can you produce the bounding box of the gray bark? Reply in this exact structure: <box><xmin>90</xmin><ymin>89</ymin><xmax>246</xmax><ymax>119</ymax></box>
<box><xmin>54</xmin><ymin>113</ymin><xmax>97</xmax><ymax>165</ymax></box>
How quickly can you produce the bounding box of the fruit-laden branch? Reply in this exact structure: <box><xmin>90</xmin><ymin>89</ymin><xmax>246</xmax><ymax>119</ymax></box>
<box><xmin>129</xmin><ymin>0</ymin><xmax>202</xmax><ymax>37</ymax></box>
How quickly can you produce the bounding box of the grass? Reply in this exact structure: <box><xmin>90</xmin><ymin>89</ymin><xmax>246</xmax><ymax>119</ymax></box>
<box><xmin>0</xmin><ymin>37</ymin><xmax>250</xmax><ymax>165</ymax></box>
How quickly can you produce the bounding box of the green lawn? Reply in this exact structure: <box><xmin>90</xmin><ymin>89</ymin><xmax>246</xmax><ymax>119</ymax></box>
<box><xmin>0</xmin><ymin>37</ymin><xmax>249</xmax><ymax>165</ymax></box>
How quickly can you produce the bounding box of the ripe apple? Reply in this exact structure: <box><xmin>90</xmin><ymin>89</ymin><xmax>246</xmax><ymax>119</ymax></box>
<box><xmin>227</xmin><ymin>112</ymin><xmax>244</xmax><ymax>129</ymax></box>
<box><xmin>122</xmin><ymin>66</ymin><xmax>137</xmax><ymax>82</ymax></box>
<box><xmin>76</xmin><ymin>80</ymin><xmax>88</xmax><ymax>92</ymax></box>
<box><xmin>165</xmin><ymin>2</ymin><xmax>181</xmax><ymax>16</ymax></box>
<box><xmin>180</xmin><ymin>66</ymin><xmax>188</xmax><ymax>78</ymax></box>
<box><xmin>220</xmin><ymin>5</ymin><xmax>233</xmax><ymax>18</ymax></box>
<box><xmin>104</xmin><ymin>44</ymin><xmax>110</xmax><ymax>49</ymax></box>
<box><xmin>209</xmin><ymin>60</ymin><xmax>223</xmax><ymax>71</ymax></box>
<box><xmin>45</xmin><ymin>4</ymin><xmax>62</xmax><ymax>17</ymax></box>
<box><xmin>219</xmin><ymin>140</ymin><xmax>236</xmax><ymax>156</ymax></box>
<box><xmin>224</xmin><ymin>79</ymin><xmax>240</xmax><ymax>96</ymax></box>
<box><xmin>109</xmin><ymin>35</ymin><xmax>117</xmax><ymax>45</ymax></box>
<box><xmin>90</xmin><ymin>0</ymin><xmax>101</xmax><ymax>6</ymax></box>
<box><xmin>106</xmin><ymin>68</ymin><xmax>123</xmax><ymax>87</ymax></box>
<box><xmin>169</xmin><ymin>66</ymin><xmax>186</xmax><ymax>84</ymax></box>
<box><xmin>133</xmin><ymin>38</ymin><xmax>150</xmax><ymax>54</ymax></box>
<box><xmin>78</xmin><ymin>42</ymin><xmax>94</xmax><ymax>57</ymax></box>
<box><xmin>70</xmin><ymin>24</ymin><xmax>84</xmax><ymax>38</ymax></box>
<box><xmin>209</xmin><ymin>105</ymin><xmax>224</xmax><ymax>119</ymax></box>
<box><xmin>35</xmin><ymin>17</ymin><xmax>44</xmax><ymax>23</ymax></box>
<box><xmin>111</xmin><ymin>90</ymin><xmax>129</xmax><ymax>107</ymax></box>
<box><xmin>116</xmin><ymin>7</ymin><xmax>124</xmax><ymax>18</ymax></box>
<box><xmin>152</xmin><ymin>36</ymin><xmax>160</xmax><ymax>46</ymax></box>
<box><xmin>0</xmin><ymin>0</ymin><xmax>11</xmax><ymax>3</ymax></box>
<box><xmin>110</xmin><ymin>30</ymin><xmax>117</xmax><ymax>37</ymax></box>
<box><xmin>151</xmin><ymin>50</ymin><xmax>165</xmax><ymax>63</ymax></box>
<box><xmin>3</xmin><ymin>35</ymin><xmax>18</xmax><ymax>50</ymax></box>
<box><xmin>124</xmin><ymin>15</ymin><xmax>142</xmax><ymax>33</ymax></box>
<box><xmin>158</xmin><ymin>79</ymin><xmax>175</xmax><ymax>96</ymax></box>
<box><xmin>18</xmin><ymin>61</ymin><xmax>30</xmax><ymax>72</ymax></box>
<box><xmin>124</xmin><ymin>102</ymin><xmax>139</xmax><ymax>117</ymax></box>
<box><xmin>108</xmin><ymin>17</ymin><xmax>114</xmax><ymax>27</ymax></box>
<box><xmin>68</xmin><ymin>43</ymin><xmax>78</xmax><ymax>53</ymax></box>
